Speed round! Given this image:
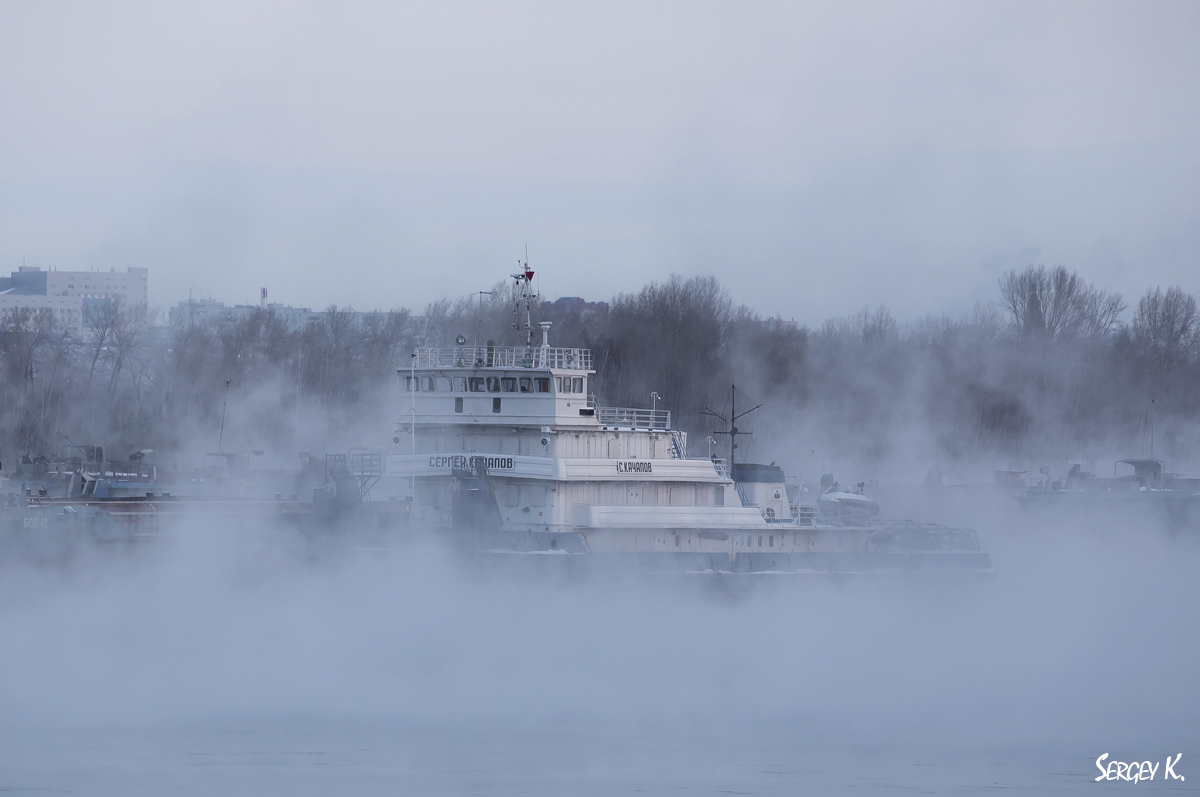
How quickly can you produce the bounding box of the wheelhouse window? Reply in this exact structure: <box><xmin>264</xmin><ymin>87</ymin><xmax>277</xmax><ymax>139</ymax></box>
<box><xmin>501</xmin><ymin>377</ymin><xmax>517</xmax><ymax>393</ymax></box>
<box><xmin>519</xmin><ymin>377</ymin><xmax>532</xmax><ymax>393</ymax></box>
<box><xmin>551</xmin><ymin>376</ymin><xmax>586</xmax><ymax>394</ymax></box>
<box><xmin>453</xmin><ymin>377</ymin><xmax>467</xmax><ymax>392</ymax></box>
<box><xmin>486</xmin><ymin>376</ymin><xmax>501</xmax><ymax>392</ymax></box>
<box><xmin>406</xmin><ymin>375</ymin><xmax>455</xmax><ymax>392</ymax></box>
<box><xmin>535</xmin><ymin>378</ymin><xmax>551</xmax><ymax>393</ymax></box>
<box><xmin>468</xmin><ymin>377</ymin><xmax>486</xmax><ymax>392</ymax></box>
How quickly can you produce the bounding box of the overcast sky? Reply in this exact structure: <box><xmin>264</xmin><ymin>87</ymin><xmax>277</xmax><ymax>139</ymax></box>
<box><xmin>1</xmin><ymin>1</ymin><xmax>1197</xmax><ymax>322</ymax></box>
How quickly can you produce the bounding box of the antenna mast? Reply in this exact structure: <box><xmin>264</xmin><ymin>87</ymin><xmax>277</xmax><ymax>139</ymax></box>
<box><xmin>702</xmin><ymin>384</ymin><xmax>762</xmax><ymax>466</ymax></box>
<box><xmin>473</xmin><ymin>290</ymin><xmax>495</xmax><ymax>349</ymax></box>
<box><xmin>511</xmin><ymin>246</ymin><xmax>537</xmax><ymax>347</ymax></box>
<box><xmin>218</xmin><ymin>380</ymin><xmax>231</xmax><ymax>454</ymax></box>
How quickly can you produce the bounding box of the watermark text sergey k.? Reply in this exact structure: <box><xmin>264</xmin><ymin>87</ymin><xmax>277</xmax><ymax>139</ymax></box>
<box><xmin>1095</xmin><ymin>754</ymin><xmax>1184</xmax><ymax>783</ymax></box>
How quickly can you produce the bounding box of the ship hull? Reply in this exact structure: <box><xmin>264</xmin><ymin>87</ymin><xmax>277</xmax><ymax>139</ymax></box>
<box><xmin>444</xmin><ymin>524</ymin><xmax>992</xmax><ymax>574</ymax></box>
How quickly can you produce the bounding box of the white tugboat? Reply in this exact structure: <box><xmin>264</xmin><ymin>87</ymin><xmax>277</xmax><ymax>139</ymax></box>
<box><xmin>387</xmin><ymin>266</ymin><xmax>989</xmax><ymax>573</ymax></box>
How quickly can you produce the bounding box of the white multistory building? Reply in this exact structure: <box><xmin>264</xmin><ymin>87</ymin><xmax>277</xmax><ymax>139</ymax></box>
<box><xmin>0</xmin><ymin>266</ymin><xmax>149</xmax><ymax>333</ymax></box>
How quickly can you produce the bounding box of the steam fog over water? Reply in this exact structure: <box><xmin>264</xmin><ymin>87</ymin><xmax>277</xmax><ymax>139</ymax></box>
<box><xmin>4</xmin><ymin>1</ymin><xmax>1200</xmax><ymax>792</ymax></box>
<box><xmin>3</xmin><ymin>261</ymin><xmax>1200</xmax><ymax>793</ymax></box>
<box><xmin>1</xmin><ymin>503</ymin><xmax>1198</xmax><ymax>794</ymax></box>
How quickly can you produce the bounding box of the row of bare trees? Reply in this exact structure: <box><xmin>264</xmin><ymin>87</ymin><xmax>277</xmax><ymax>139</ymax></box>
<box><xmin>545</xmin><ymin>266</ymin><xmax>1200</xmax><ymax>465</ymax></box>
<box><xmin>0</xmin><ymin>297</ymin><xmax>415</xmax><ymax>463</ymax></box>
<box><xmin>414</xmin><ymin>265</ymin><xmax>1200</xmax><ymax>465</ymax></box>
<box><xmin>1</xmin><ymin>265</ymin><xmax>1198</xmax><ymax>468</ymax></box>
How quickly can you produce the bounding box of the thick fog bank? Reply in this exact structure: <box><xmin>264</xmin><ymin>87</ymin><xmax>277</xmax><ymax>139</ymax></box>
<box><xmin>4</xmin><ymin>266</ymin><xmax>1200</xmax><ymax>482</ymax></box>
<box><xmin>0</xmin><ymin>514</ymin><xmax>1196</xmax><ymax>757</ymax></box>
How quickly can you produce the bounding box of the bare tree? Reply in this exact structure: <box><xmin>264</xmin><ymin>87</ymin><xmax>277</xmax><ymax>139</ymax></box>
<box><xmin>0</xmin><ymin>308</ymin><xmax>55</xmax><ymax>451</ymax></box>
<box><xmin>821</xmin><ymin>305</ymin><xmax>897</xmax><ymax>345</ymax></box>
<box><xmin>39</xmin><ymin>324</ymin><xmax>76</xmax><ymax>428</ymax></box>
<box><xmin>603</xmin><ymin>274</ymin><xmax>732</xmax><ymax>411</ymax></box>
<box><xmin>1133</xmin><ymin>286</ymin><xmax>1199</xmax><ymax>400</ymax></box>
<box><xmin>420</xmin><ymin>299</ymin><xmax>452</xmax><ymax>347</ymax></box>
<box><xmin>83</xmin><ymin>296</ymin><xmax>120</xmax><ymax>389</ymax></box>
<box><xmin>999</xmin><ymin>265</ymin><xmax>1124</xmax><ymax>339</ymax></box>
<box><xmin>217</xmin><ymin>309</ymin><xmax>268</xmax><ymax>384</ymax></box>
<box><xmin>362</xmin><ymin>309</ymin><xmax>414</xmax><ymax>373</ymax></box>
<box><xmin>167</xmin><ymin>314</ymin><xmax>218</xmax><ymax>423</ymax></box>
<box><xmin>108</xmin><ymin>301</ymin><xmax>155</xmax><ymax>399</ymax></box>
<box><xmin>1134</xmin><ymin>286</ymin><xmax>1198</xmax><ymax>354</ymax></box>
<box><xmin>0</xmin><ymin>308</ymin><xmax>52</xmax><ymax>391</ymax></box>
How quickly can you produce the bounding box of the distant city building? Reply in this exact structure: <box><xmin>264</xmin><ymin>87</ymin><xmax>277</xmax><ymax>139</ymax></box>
<box><xmin>0</xmin><ymin>265</ymin><xmax>148</xmax><ymax>333</ymax></box>
<box><xmin>168</xmin><ymin>298</ymin><xmax>325</xmax><ymax>330</ymax></box>
<box><xmin>168</xmin><ymin>297</ymin><xmax>426</xmax><ymax>338</ymax></box>
<box><xmin>0</xmin><ymin>292</ymin><xmax>83</xmax><ymax>332</ymax></box>
<box><xmin>764</xmin><ymin>317</ymin><xmax>800</xmax><ymax>332</ymax></box>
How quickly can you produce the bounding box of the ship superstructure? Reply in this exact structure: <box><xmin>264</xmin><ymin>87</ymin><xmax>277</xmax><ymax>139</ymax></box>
<box><xmin>387</xmin><ymin>267</ymin><xmax>989</xmax><ymax>572</ymax></box>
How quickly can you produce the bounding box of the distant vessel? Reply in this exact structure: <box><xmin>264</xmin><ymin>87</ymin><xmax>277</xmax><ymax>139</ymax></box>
<box><xmin>1016</xmin><ymin>458</ymin><xmax>1200</xmax><ymax>532</ymax></box>
<box><xmin>388</xmin><ymin>266</ymin><xmax>990</xmax><ymax>573</ymax></box>
<box><xmin>1</xmin><ymin>445</ymin><xmax>319</xmax><ymax>561</ymax></box>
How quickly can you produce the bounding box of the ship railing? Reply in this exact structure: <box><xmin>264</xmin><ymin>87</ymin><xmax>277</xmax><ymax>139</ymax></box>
<box><xmin>595</xmin><ymin>406</ymin><xmax>672</xmax><ymax>429</ymax></box>
<box><xmin>710</xmin><ymin>458</ymin><xmax>729</xmax><ymax>479</ymax></box>
<box><xmin>412</xmin><ymin>346</ymin><xmax>592</xmax><ymax>371</ymax></box>
<box><xmin>350</xmin><ymin>451</ymin><xmax>382</xmax><ymax>478</ymax></box>
<box><xmin>791</xmin><ymin>503</ymin><xmax>817</xmax><ymax>527</ymax></box>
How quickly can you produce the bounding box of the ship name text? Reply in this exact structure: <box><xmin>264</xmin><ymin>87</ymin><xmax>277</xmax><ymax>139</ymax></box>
<box><xmin>429</xmin><ymin>455</ymin><xmax>514</xmax><ymax>471</ymax></box>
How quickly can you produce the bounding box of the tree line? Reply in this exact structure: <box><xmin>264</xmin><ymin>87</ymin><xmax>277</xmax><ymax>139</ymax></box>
<box><xmin>1</xmin><ymin>266</ymin><xmax>1198</xmax><ymax>469</ymax></box>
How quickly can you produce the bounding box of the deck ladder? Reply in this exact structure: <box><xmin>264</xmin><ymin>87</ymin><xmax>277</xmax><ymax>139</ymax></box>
<box><xmin>668</xmin><ymin>430</ymin><xmax>687</xmax><ymax>459</ymax></box>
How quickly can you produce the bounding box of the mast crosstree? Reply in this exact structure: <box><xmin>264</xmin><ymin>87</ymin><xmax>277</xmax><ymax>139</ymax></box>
<box><xmin>703</xmin><ymin>384</ymin><xmax>761</xmax><ymax>466</ymax></box>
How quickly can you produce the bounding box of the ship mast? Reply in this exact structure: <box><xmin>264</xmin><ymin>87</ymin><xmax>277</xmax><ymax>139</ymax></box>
<box><xmin>511</xmin><ymin>249</ymin><xmax>537</xmax><ymax>348</ymax></box>
<box><xmin>703</xmin><ymin>384</ymin><xmax>761</xmax><ymax>466</ymax></box>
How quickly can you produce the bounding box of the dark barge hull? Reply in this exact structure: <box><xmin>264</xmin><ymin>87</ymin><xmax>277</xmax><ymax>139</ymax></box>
<box><xmin>456</xmin><ymin>525</ymin><xmax>992</xmax><ymax>574</ymax></box>
<box><xmin>473</xmin><ymin>549</ymin><xmax>991</xmax><ymax>573</ymax></box>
